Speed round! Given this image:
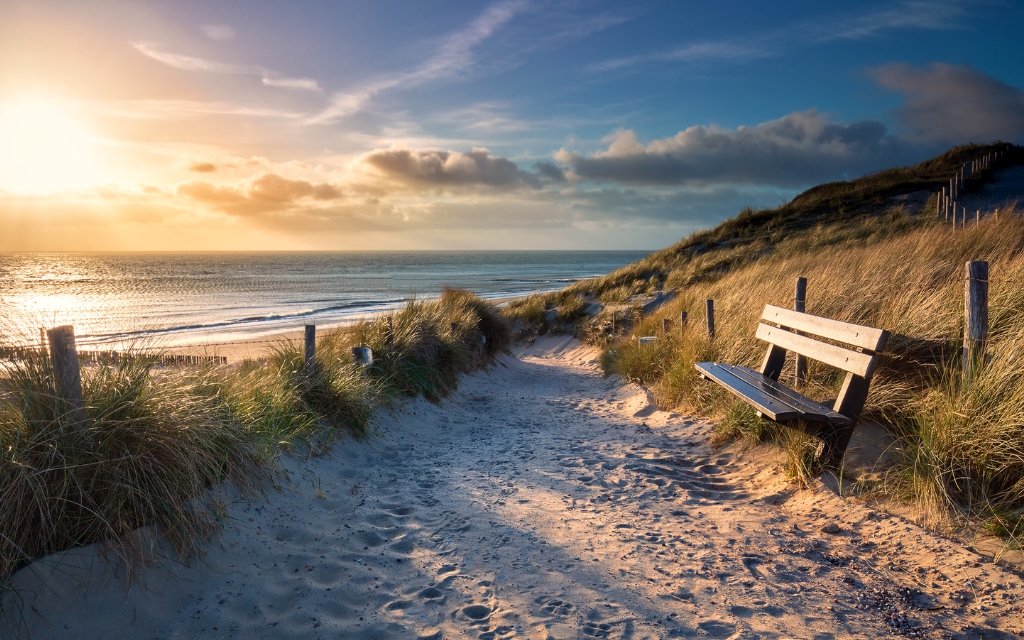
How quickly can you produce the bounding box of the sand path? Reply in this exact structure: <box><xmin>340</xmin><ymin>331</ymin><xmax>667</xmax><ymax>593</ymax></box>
<box><xmin>4</xmin><ymin>337</ymin><xmax>1023</xmax><ymax>639</ymax></box>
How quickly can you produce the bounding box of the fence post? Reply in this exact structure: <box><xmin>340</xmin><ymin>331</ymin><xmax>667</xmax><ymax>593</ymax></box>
<box><xmin>47</xmin><ymin>325</ymin><xmax>85</xmax><ymax>425</ymax></box>
<box><xmin>705</xmin><ymin>299</ymin><xmax>715</xmax><ymax>340</ymax></box>
<box><xmin>352</xmin><ymin>346</ymin><xmax>374</xmax><ymax>368</ymax></box>
<box><xmin>963</xmin><ymin>261</ymin><xmax>988</xmax><ymax>377</ymax></box>
<box><xmin>680</xmin><ymin>310</ymin><xmax>688</xmax><ymax>338</ymax></box>
<box><xmin>662</xmin><ymin>318</ymin><xmax>670</xmax><ymax>334</ymax></box>
<box><xmin>304</xmin><ymin>324</ymin><xmax>316</xmax><ymax>375</ymax></box>
<box><xmin>794</xmin><ymin>277</ymin><xmax>807</xmax><ymax>387</ymax></box>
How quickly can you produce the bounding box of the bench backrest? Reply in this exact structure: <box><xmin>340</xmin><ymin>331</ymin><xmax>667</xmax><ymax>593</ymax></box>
<box><xmin>757</xmin><ymin>304</ymin><xmax>889</xmax><ymax>379</ymax></box>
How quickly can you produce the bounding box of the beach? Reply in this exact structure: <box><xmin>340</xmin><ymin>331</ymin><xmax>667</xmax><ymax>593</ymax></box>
<box><xmin>4</xmin><ymin>336</ymin><xmax>1021</xmax><ymax>639</ymax></box>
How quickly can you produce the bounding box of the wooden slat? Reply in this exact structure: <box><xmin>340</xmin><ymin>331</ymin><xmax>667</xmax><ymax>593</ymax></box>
<box><xmin>725</xmin><ymin>365</ymin><xmax>851</xmax><ymax>426</ymax></box>
<box><xmin>695</xmin><ymin>362</ymin><xmax>801</xmax><ymax>422</ymax></box>
<box><xmin>761</xmin><ymin>304</ymin><xmax>888</xmax><ymax>352</ymax></box>
<box><xmin>755</xmin><ymin>323</ymin><xmax>879</xmax><ymax>378</ymax></box>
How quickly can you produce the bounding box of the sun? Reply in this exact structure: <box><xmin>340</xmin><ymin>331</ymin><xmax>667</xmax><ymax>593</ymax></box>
<box><xmin>0</xmin><ymin>98</ymin><xmax>103</xmax><ymax>194</ymax></box>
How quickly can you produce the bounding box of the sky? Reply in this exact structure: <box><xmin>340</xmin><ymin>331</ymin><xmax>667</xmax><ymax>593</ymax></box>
<box><xmin>0</xmin><ymin>0</ymin><xmax>1023</xmax><ymax>251</ymax></box>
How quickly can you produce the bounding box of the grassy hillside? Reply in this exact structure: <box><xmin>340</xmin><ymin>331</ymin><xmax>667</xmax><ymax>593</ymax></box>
<box><xmin>505</xmin><ymin>142</ymin><xmax>1024</xmax><ymax>538</ymax></box>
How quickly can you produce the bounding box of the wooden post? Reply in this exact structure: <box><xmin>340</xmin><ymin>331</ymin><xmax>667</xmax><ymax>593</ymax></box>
<box><xmin>304</xmin><ymin>324</ymin><xmax>316</xmax><ymax>375</ymax></box>
<box><xmin>794</xmin><ymin>277</ymin><xmax>807</xmax><ymax>388</ymax></box>
<box><xmin>662</xmin><ymin>318</ymin><xmax>670</xmax><ymax>334</ymax></box>
<box><xmin>976</xmin><ymin>210</ymin><xmax>980</xmax><ymax>225</ymax></box>
<box><xmin>611</xmin><ymin>310</ymin><xmax>615</xmax><ymax>334</ymax></box>
<box><xmin>46</xmin><ymin>325</ymin><xmax>85</xmax><ymax>424</ymax></box>
<box><xmin>680</xmin><ymin>310</ymin><xmax>687</xmax><ymax>338</ymax></box>
<box><xmin>705</xmin><ymin>299</ymin><xmax>715</xmax><ymax>340</ymax></box>
<box><xmin>963</xmin><ymin>261</ymin><xmax>988</xmax><ymax>377</ymax></box>
<box><xmin>352</xmin><ymin>346</ymin><xmax>373</xmax><ymax>368</ymax></box>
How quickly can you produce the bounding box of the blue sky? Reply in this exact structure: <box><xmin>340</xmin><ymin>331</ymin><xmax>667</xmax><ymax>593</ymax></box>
<box><xmin>0</xmin><ymin>0</ymin><xmax>1022</xmax><ymax>250</ymax></box>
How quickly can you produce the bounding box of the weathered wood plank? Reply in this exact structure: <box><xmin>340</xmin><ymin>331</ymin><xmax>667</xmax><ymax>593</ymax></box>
<box><xmin>761</xmin><ymin>304</ymin><xmax>888</xmax><ymax>352</ymax></box>
<box><xmin>755</xmin><ymin>323</ymin><xmax>879</xmax><ymax>378</ymax></box>
<box><xmin>695</xmin><ymin>362</ymin><xmax>800</xmax><ymax>422</ymax></box>
<box><xmin>725</xmin><ymin>364</ymin><xmax>852</xmax><ymax>426</ymax></box>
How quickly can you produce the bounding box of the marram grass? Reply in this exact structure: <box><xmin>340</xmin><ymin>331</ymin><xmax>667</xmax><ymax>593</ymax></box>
<box><xmin>595</xmin><ymin>212</ymin><xmax>1024</xmax><ymax>532</ymax></box>
<box><xmin>0</xmin><ymin>289</ymin><xmax>509</xmax><ymax>583</ymax></box>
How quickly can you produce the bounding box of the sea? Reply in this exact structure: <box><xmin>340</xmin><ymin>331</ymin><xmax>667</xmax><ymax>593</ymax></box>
<box><xmin>0</xmin><ymin>251</ymin><xmax>649</xmax><ymax>348</ymax></box>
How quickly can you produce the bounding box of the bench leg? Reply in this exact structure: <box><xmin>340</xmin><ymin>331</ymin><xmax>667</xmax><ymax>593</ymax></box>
<box><xmin>820</xmin><ymin>421</ymin><xmax>857</xmax><ymax>468</ymax></box>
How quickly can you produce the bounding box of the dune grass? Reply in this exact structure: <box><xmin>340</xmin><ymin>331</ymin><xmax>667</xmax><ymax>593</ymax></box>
<box><xmin>597</xmin><ymin>212</ymin><xmax>1024</xmax><ymax>530</ymax></box>
<box><xmin>0</xmin><ymin>289</ymin><xmax>509</xmax><ymax>583</ymax></box>
<box><xmin>501</xmin><ymin>143</ymin><xmax>1023</xmax><ymax>533</ymax></box>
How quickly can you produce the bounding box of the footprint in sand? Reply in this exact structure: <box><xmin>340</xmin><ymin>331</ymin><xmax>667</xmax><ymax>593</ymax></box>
<box><xmin>581</xmin><ymin>621</ymin><xmax>613</xmax><ymax>637</ymax></box>
<box><xmin>533</xmin><ymin>595</ymin><xmax>574</xmax><ymax>618</ymax></box>
<box><xmin>418</xmin><ymin>587</ymin><xmax>446</xmax><ymax>604</ymax></box>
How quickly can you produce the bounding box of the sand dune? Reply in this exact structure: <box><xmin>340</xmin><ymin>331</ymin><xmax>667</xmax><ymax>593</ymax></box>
<box><xmin>3</xmin><ymin>337</ymin><xmax>1023</xmax><ymax>639</ymax></box>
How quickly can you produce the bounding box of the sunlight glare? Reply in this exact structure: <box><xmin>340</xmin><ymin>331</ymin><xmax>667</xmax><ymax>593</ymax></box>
<box><xmin>0</xmin><ymin>98</ymin><xmax>103</xmax><ymax>193</ymax></box>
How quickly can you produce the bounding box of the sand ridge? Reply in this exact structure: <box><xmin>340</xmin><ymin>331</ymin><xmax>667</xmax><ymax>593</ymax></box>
<box><xmin>3</xmin><ymin>336</ymin><xmax>1023</xmax><ymax>639</ymax></box>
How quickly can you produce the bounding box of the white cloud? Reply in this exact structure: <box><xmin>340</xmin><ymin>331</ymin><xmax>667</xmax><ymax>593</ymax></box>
<box><xmin>131</xmin><ymin>41</ymin><xmax>322</xmax><ymax>92</ymax></box>
<box><xmin>555</xmin><ymin>111</ymin><xmax>911</xmax><ymax>187</ymax></box>
<box><xmin>356</xmin><ymin>147</ymin><xmax>545</xmax><ymax>189</ymax></box>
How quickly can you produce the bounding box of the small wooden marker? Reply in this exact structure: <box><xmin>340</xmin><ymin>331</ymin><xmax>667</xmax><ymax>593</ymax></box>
<box><xmin>304</xmin><ymin>324</ymin><xmax>316</xmax><ymax>375</ymax></box>
<box><xmin>705</xmin><ymin>299</ymin><xmax>715</xmax><ymax>340</ymax></box>
<box><xmin>794</xmin><ymin>277</ymin><xmax>807</xmax><ymax>387</ymax></box>
<box><xmin>963</xmin><ymin>261</ymin><xmax>988</xmax><ymax>377</ymax></box>
<box><xmin>47</xmin><ymin>325</ymin><xmax>85</xmax><ymax>425</ymax></box>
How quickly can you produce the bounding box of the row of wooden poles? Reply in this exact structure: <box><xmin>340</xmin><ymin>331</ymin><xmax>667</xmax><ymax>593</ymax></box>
<box><xmin>936</xmin><ymin>148</ymin><xmax>1009</xmax><ymax>228</ymax></box>
<box><xmin>12</xmin><ymin>323</ymin><xmax>374</xmax><ymax>424</ymax></box>
<box><xmin>12</xmin><ymin>265</ymin><xmax>992</xmax><ymax>419</ymax></box>
<box><xmin>634</xmin><ymin>261</ymin><xmax>990</xmax><ymax>383</ymax></box>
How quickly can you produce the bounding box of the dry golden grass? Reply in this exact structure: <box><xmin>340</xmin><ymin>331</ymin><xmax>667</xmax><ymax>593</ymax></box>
<box><xmin>600</xmin><ymin>211</ymin><xmax>1024</xmax><ymax>530</ymax></box>
<box><xmin>0</xmin><ymin>290</ymin><xmax>510</xmax><ymax>584</ymax></box>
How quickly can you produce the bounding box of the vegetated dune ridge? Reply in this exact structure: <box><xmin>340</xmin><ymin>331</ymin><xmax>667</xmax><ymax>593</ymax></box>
<box><xmin>503</xmin><ymin>145</ymin><xmax>1024</xmax><ymax>544</ymax></box>
<box><xmin>4</xmin><ymin>338</ymin><xmax>1021</xmax><ymax>639</ymax></box>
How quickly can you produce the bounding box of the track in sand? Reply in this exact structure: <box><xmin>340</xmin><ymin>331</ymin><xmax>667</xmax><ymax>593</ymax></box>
<box><xmin>3</xmin><ymin>336</ymin><xmax>1023</xmax><ymax>639</ymax></box>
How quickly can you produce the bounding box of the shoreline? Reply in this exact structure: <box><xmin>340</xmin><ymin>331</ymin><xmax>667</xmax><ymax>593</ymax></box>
<box><xmin>61</xmin><ymin>295</ymin><xmax>528</xmax><ymax>364</ymax></box>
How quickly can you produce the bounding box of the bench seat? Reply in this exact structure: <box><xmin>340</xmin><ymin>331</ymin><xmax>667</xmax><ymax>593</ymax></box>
<box><xmin>695</xmin><ymin>362</ymin><xmax>852</xmax><ymax>427</ymax></box>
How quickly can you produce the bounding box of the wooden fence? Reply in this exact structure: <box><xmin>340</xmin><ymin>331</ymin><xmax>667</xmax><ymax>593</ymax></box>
<box><xmin>935</xmin><ymin>146</ymin><xmax>1016</xmax><ymax>227</ymax></box>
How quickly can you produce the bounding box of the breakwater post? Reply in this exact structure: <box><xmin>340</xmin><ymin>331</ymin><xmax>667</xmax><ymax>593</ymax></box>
<box><xmin>705</xmin><ymin>300</ymin><xmax>715</xmax><ymax>340</ymax></box>
<box><xmin>304</xmin><ymin>324</ymin><xmax>316</xmax><ymax>375</ymax></box>
<box><xmin>963</xmin><ymin>261</ymin><xmax>988</xmax><ymax>377</ymax></box>
<box><xmin>794</xmin><ymin>277</ymin><xmax>807</xmax><ymax>388</ymax></box>
<box><xmin>47</xmin><ymin>325</ymin><xmax>85</xmax><ymax>425</ymax></box>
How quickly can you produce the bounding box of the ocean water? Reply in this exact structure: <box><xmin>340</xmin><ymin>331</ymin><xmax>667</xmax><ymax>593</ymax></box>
<box><xmin>0</xmin><ymin>251</ymin><xmax>649</xmax><ymax>347</ymax></box>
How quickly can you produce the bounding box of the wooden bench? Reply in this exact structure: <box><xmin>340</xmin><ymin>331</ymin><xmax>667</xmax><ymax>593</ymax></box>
<box><xmin>695</xmin><ymin>304</ymin><xmax>889</xmax><ymax>466</ymax></box>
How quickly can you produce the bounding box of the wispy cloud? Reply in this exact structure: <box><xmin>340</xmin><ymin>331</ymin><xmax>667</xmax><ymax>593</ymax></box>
<box><xmin>131</xmin><ymin>41</ymin><xmax>322</xmax><ymax>91</ymax></box>
<box><xmin>593</xmin><ymin>0</ymin><xmax>968</xmax><ymax>70</ymax></box>
<box><xmin>308</xmin><ymin>0</ymin><xmax>531</xmax><ymax>124</ymax></box>
<box><xmin>201</xmin><ymin>24</ymin><xmax>236</xmax><ymax>41</ymax></box>
<box><xmin>93</xmin><ymin>99</ymin><xmax>307</xmax><ymax>120</ymax></box>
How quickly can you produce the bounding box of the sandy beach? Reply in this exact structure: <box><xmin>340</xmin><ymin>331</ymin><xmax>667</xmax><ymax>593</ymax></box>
<box><xmin>3</xmin><ymin>337</ymin><xmax>1023</xmax><ymax>639</ymax></box>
